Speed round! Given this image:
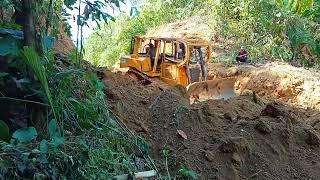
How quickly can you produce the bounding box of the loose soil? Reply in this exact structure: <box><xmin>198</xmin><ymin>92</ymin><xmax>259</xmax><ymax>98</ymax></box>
<box><xmin>102</xmin><ymin>62</ymin><xmax>320</xmax><ymax>179</ymax></box>
<box><xmin>207</xmin><ymin>62</ymin><xmax>320</xmax><ymax>110</ymax></box>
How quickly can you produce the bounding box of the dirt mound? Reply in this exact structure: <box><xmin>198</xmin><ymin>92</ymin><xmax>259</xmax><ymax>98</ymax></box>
<box><xmin>103</xmin><ymin>70</ymin><xmax>162</xmax><ymax>132</ymax></box>
<box><xmin>146</xmin><ymin>15</ymin><xmax>213</xmax><ymax>40</ymax></box>
<box><xmin>53</xmin><ymin>21</ymin><xmax>76</xmax><ymax>57</ymax></box>
<box><xmin>206</xmin><ymin>62</ymin><xmax>320</xmax><ymax>110</ymax></box>
<box><xmin>103</xmin><ymin>69</ymin><xmax>320</xmax><ymax>179</ymax></box>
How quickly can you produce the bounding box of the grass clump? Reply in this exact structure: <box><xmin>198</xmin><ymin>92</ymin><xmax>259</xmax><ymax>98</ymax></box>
<box><xmin>0</xmin><ymin>46</ymin><xmax>156</xmax><ymax>179</ymax></box>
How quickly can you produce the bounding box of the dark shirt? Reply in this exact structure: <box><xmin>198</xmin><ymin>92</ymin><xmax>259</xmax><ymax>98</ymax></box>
<box><xmin>236</xmin><ymin>49</ymin><xmax>248</xmax><ymax>62</ymax></box>
<box><xmin>238</xmin><ymin>49</ymin><xmax>247</xmax><ymax>57</ymax></box>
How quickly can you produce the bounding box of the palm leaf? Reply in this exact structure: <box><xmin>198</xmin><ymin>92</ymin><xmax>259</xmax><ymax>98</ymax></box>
<box><xmin>21</xmin><ymin>46</ymin><xmax>56</xmax><ymax>118</ymax></box>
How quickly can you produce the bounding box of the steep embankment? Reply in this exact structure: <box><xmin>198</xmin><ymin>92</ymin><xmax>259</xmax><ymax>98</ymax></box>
<box><xmin>102</xmin><ymin>69</ymin><xmax>320</xmax><ymax>179</ymax></box>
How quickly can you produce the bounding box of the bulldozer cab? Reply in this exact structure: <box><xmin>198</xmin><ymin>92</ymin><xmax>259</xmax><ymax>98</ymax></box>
<box><xmin>121</xmin><ymin>36</ymin><xmax>162</xmax><ymax>77</ymax></box>
<box><xmin>160</xmin><ymin>37</ymin><xmax>211</xmax><ymax>86</ymax></box>
<box><xmin>120</xmin><ymin>35</ymin><xmax>211</xmax><ymax>87</ymax></box>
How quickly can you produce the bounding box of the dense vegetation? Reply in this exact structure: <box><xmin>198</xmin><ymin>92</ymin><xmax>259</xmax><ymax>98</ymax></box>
<box><xmin>85</xmin><ymin>0</ymin><xmax>320</xmax><ymax>67</ymax></box>
<box><xmin>0</xmin><ymin>0</ymin><xmax>320</xmax><ymax>179</ymax></box>
<box><xmin>0</xmin><ymin>0</ymin><xmax>158</xmax><ymax>179</ymax></box>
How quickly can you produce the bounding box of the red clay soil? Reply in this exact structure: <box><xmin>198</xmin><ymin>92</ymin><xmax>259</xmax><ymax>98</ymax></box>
<box><xmin>103</xmin><ymin>70</ymin><xmax>320</xmax><ymax>179</ymax></box>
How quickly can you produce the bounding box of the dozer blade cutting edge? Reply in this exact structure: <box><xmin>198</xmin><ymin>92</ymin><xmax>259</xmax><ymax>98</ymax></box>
<box><xmin>186</xmin><ymin>78</ymin><xmax>238</xmax><ymax>102</ymax></box>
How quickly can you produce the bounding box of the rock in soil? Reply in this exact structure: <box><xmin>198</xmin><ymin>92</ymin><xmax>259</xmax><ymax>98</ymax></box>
<box><xmin>219</xmin><ymin>137</ymin><xmax>250</xmax><ymax>153</ymax></box>
<box><xmin>255</xmin><ymin>119</ymin><xmax>272</xmax><ymax>134</ymax></box>
<box><xmin>305</xmin><ymin>128</ymin><xmax>320</xmax><ymax>146</ymax></box>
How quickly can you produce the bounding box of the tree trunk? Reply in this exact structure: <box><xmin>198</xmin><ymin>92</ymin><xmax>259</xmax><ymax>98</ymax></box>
<box><xmin>45</xmin><ymin>0</ymin><xmax>53</xmax><ymax>35</ymax></box>
<box><xmin>22</xmin><ymin>0</ymin><xmax>36</xmax><ymax>47</ymax></box>
<box><xmin>0</xmin><ymin>8</ymin><xmax>4</xmax><ymax>20</ymax></box>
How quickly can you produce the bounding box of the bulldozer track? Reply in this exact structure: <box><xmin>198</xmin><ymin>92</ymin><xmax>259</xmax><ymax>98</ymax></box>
<box><xmin>126</xmin><ymin>68</ymin><xmax>153</xmax><ymax>86</ymax></box>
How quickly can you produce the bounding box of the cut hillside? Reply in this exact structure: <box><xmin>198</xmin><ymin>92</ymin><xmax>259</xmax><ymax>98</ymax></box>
<box><xmin>205</xmin><ymin>62</ymin><xmax>320</xmax><ymax>110</ymax></box>
<box><xmin>145</xmin><ymin>15</ymin><xmax>232</xmax><ymax>60</ymax></box>
<box><xmin>146</xmin><ymin>15</ymin><xmax>213</xmax><ymax>40</ymax></box>
<box><xmin>102</xmin><ymin>69</ymin><xmax>320</xmax><ymax>179</ymax></box>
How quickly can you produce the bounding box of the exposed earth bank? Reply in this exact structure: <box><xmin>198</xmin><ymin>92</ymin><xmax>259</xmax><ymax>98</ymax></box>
<box><xmin>207</xmin><ymin>62</ymin><xmax>320</xmax><ymax>110</ymax></box>
<box><xmin>103</xmin><ymin>62</ymin><xmax>320</xmax><ymax>179</ymax></box>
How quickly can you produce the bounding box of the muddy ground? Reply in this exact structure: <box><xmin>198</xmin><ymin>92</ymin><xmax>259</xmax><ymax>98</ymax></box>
<box><xmin>103</xmin><ymin>63</ymin><xmax>320</xmax><ymax>179</ymax></box>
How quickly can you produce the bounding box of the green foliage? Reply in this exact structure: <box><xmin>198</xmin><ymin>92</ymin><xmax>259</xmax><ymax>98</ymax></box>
<box><xmin>50</xmin><ymin>70</ymin><xmax>104</xmax><ymax>128</ymax></box>
<box><xmin>211</xmin><ymin>0</ymin><xmax>292</xmax><ymax>61</ymax></box>
<box><xmin>62</xmin><ymin>0</ymin><xmax>125</xmax><ymax>67</ymax></box>
<box><xmin>39</xmin><ymin>140</ymin><xmax>49</xmax><ymax>153</ymax></box>
<box><xmin>0</xmin><ymin>121</ymin><xmax>9</xmax><ymax>142</ymax></box>
<box><xmin>12</xmin><ymin>127</ymin><xmax>38</xmax><ymax>143</ymax></box>
<box><xmin>0</xmin><ymin>126</ymin><xmax>65</xmax><ymax>179</ymax></box>
<box><xmin>206</xmin><ymin>0</ymin><xmax>320</xmax><ymax>65</ymax></box>
<box><xmin>161</xmin><ymin>147</ymin><xmax>170</xmax><ymax>158</ymax></box>
<box><xmin>0</xmin><ymin>21</ymin><xmax>22</xmax><ymax>30</ymax></box>
<box><xmin>0</xmin><ymin>34</ymin><xmax>22</xmax><ymax>56</ymax></box>
<box><xmin>1</xmin><ymin>0</ymin><xmax>155</xmax><ymax>179</ymax></box>
<box><xmin>43</xmin><ymin>36</ymin><xmax>55</xmax><ymax>50</ymax></box>
<box><xmin>85</xmin><ymin>0</ymin><xmax>320</xmax><ymax>67</ymax></box>
<box><xmin>46</xmin><ymin>63</ymin><xmax>155</xmax><ymax>178</ymax></box>
<box><xmin>1</xmin><ymin>0</ymin><xmax>319</xmax><ymax>178</ymax></box>
<box><xmin>0</xmin><ymin>72</ymin><xmax>9</xmax><ymax>78</ymax></box>
<box><xmin>38</xmin><ymin>119</ymin><xmax>64</xmax><ymax>154</ymax></box>
<box><xmin>0</xmin><ymin>0</ymin><xmax>15</xmax><ymax>10</ymax></box>
<box><xmin>64</xmin><ymin>0</ymin><xmax>77</xmax><ymax>8</ymax></box>
<box><xmin>0</xmin><ymin>59</ymin><xmax>148</xmax><ymax>178</ymax></box>
<box><xmin>178</xmin><ymin>167</ymin><xmax>198</xmax><ymax>179</ymax></box>
<box><xmin>48</xmin><ymin>119</ymin><xmax>64</xmax><ymax>146</ymax></box>
<box><xmin>78</xmin><ymin>132</ymin><xmax>132</xmax><ymax>179</ymax></box>
<box><xmin>84</xmin><ymin>0</ymin><xmax>203</xmax><ymax>67</ymax></box>
<box><xmin>276</xmin><ymin>0</ymin><xmax>314</xmax><ymax>15</ymax></box>
<box><xmin>21</xmin><ymin>47</ymin><xmax>55</xmax><ymax>115</ymax></box>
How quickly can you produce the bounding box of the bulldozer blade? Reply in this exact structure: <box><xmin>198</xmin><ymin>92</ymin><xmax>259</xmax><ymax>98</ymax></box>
<box><xmin>186</xmin><ymin>78</ymin><xmax>238</xmax><ymax>102</ymax></box>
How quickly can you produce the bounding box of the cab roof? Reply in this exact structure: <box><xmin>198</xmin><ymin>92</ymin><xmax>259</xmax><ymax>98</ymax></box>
<box><xmin>134</xmin><ymin>35</ymin><xmax>211</xmax><ymax>46</ymax></box>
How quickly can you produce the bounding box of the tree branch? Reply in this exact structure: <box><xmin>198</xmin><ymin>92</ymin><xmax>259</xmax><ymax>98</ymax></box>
<box><xmin>0</xmin><ymin>97</ymin><xmax>49</xmax><ymax>106</ymax></box>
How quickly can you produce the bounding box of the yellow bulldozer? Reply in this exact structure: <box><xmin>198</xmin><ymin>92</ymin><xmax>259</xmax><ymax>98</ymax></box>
<box><xmin>120</xmin><ymin>35</ymin><xmax>237</xmax><ymax>101</ymax></box>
